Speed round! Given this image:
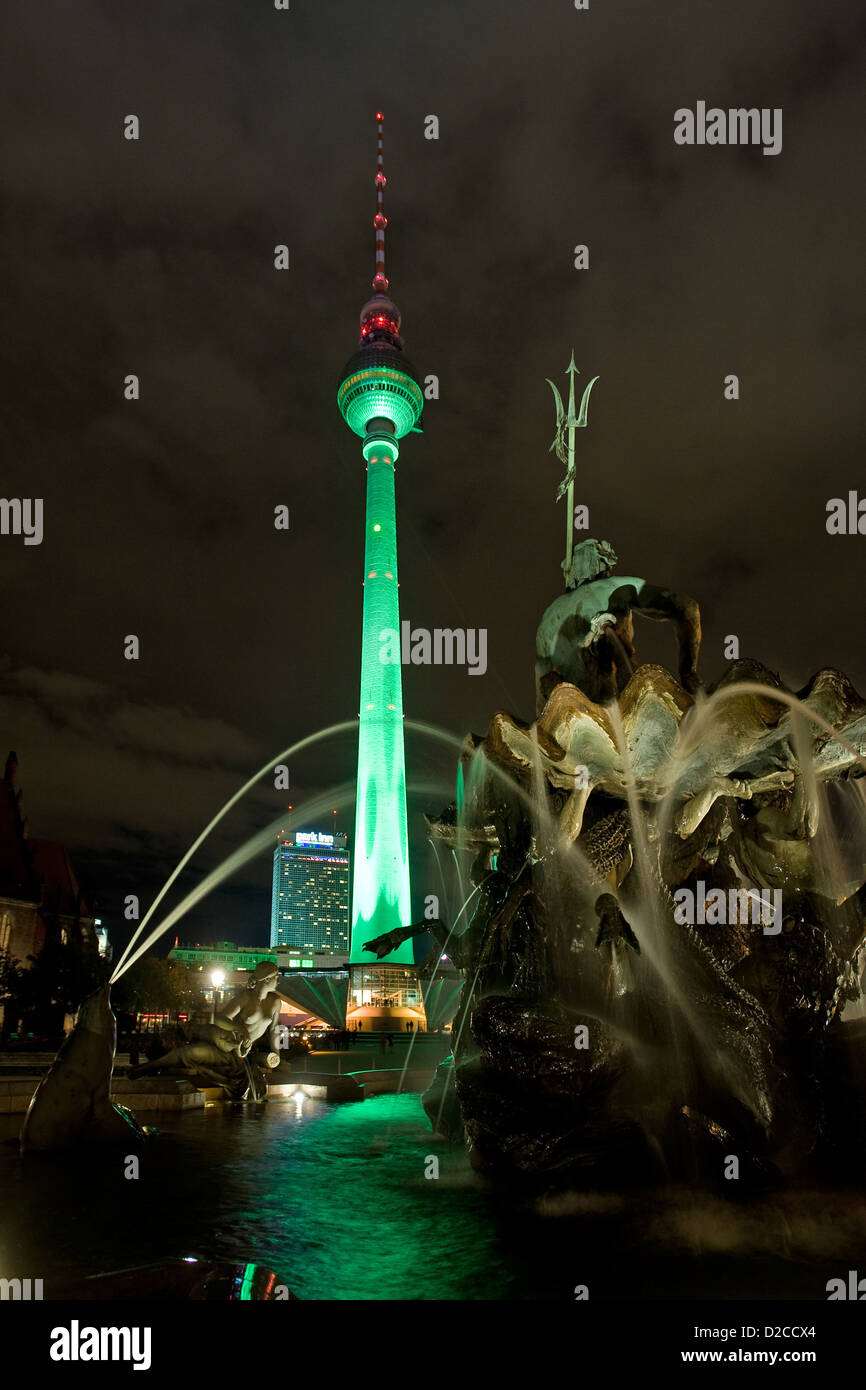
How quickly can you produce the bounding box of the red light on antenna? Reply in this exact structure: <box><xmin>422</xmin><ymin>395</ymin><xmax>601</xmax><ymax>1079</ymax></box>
<box><xmin>376</xmin><ymin>111</ymin><xmax>384</xmax><ymax>121</ymax></box>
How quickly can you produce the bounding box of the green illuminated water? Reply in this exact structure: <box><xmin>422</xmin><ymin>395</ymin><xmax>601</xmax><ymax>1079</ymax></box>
<box><xmin>0</xmin><ymin>1097</ymin><xmax>511</xmax><ymax>1300</ymax></box>
<box><xmin>2</xmin><ymin>1095</ymin><xmax>865</xmax><ymax>1299</ymax></box>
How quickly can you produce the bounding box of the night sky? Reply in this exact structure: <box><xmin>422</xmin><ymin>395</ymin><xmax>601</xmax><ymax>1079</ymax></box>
<box><xmin>2</xmin><ymin>0</ymin><xmax>864</xmax><ymax>954</ymax></box>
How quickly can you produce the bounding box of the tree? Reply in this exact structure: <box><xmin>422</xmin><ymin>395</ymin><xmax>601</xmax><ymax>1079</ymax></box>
<box><xmin>0</xmin><ymin>947</ymin><xmax>23</xmax><ymax>1038</ymax></box>
<box><xmin>13</xmin><ymin>936</ymin><xmax>105</xmax><ymax>1037</ymax></box>
<box><xmin>110</xmin><ymin>956</ymin><xmax>196</xmax><ymax>1022</ymax></box>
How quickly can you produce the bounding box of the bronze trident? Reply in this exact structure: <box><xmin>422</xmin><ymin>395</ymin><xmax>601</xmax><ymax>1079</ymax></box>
<box><xmin>546</xmin><ymin>351</ymin><xmax>599</xmax><ymax>585</ymax></box>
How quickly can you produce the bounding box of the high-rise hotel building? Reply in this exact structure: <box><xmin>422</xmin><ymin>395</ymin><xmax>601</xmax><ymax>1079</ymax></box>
<box><xmin>270</xmin><ymin>831</ymin><xmax>350</xmax><ymax>955</ymax></box>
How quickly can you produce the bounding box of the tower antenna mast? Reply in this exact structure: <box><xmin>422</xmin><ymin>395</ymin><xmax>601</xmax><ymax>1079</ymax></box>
<box><xmin>373</xmin><ymin>111</ymin><xmax>388</xmax><ymax>292</ymax></box>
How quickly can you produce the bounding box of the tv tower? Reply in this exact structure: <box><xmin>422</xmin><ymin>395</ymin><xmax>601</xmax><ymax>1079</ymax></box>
<box><xmin>337</xmin><ymin>113</ymin><xmax>426</xmax><ymax>1028</ymax></box>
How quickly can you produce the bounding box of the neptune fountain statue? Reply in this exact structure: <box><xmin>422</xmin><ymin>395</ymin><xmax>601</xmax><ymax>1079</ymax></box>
<box><xmin>368</xmin><ymin>529</ymin><xmax>866</xmax><ymax>1189</ymax></box>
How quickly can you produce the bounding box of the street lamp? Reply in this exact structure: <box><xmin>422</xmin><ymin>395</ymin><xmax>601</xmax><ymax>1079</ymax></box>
<box><xmin>210</xmin><ymin>968</ymin><xmax>225</xmax><ymax>1024</ymax></box>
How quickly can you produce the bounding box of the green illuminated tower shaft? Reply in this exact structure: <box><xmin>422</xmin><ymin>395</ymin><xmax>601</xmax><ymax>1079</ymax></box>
<box><xmin>352</xmin><ymin>439</ymin><xmax>412</xmax><ymax>963</ymax></box>
<box><xmin>338</xmin><ymin>113</ymin><xmax>424</xmax><ymax>975</ymax></box>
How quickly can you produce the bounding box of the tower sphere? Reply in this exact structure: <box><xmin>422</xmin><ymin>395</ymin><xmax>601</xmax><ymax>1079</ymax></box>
<box><xmin>338</xmin><ymin>345</ymin><xmax>423</xmax><ymax>442</ymax></box>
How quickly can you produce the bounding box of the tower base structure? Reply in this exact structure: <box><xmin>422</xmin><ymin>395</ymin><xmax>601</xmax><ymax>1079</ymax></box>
<box><xmin>345</xmin><ymin>963</ymin><xmax>427</xmax><ymax>1033</ymax></box>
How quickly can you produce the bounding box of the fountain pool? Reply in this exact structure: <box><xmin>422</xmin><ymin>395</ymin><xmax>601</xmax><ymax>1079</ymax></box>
<box><xmin>3</xmin><ymin>1095</ymin><xmax>865</xmax><ymax>1300</ymax></box>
